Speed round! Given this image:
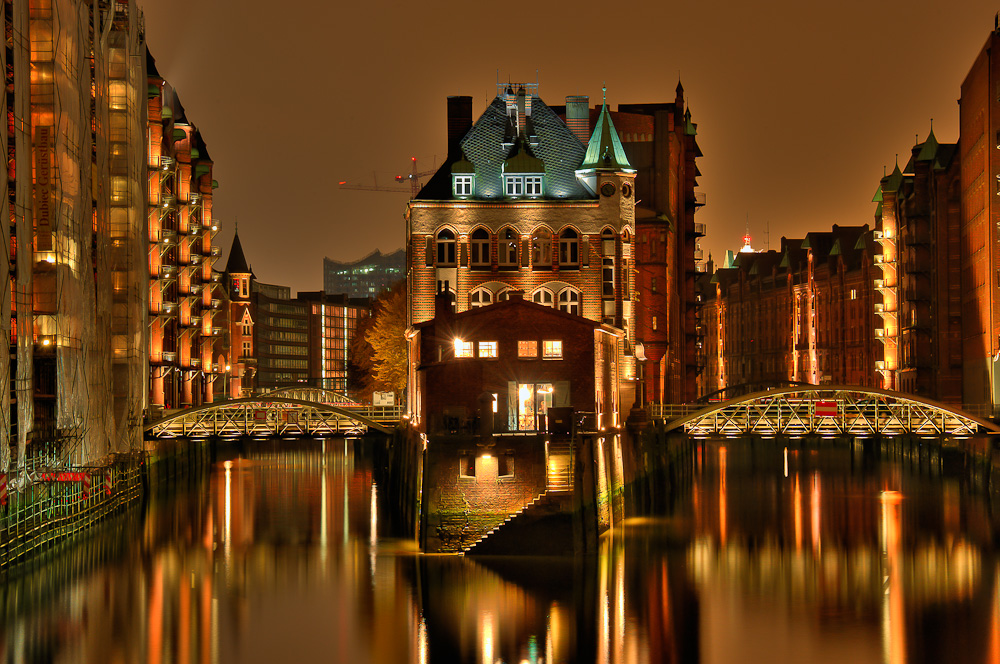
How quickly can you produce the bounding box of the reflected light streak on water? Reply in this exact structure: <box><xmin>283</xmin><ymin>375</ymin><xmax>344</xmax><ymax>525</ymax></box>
<box><xmin>4</xmin><ymin>436</ymin><xmax>1000</xmax><ymax>663</ymax></box>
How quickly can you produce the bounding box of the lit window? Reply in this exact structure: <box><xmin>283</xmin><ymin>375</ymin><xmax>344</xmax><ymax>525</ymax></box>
<box><xmin>518</xmin><ymin>340</ymin><xmax>538</xmax><ymax>358</ymax></box>
<box><xmin>242</xmin><ymin>322</ymin><xmax>251</xmax><ymax>336</ymax></box>
<box><xmin>505</xmin><ymin>176</ymin><xmax>523</xmax><ymax>197</ymax></box>
<box><xmin>543</xmin><ymin>340</ymin><xmax>562</xmax><ymax>359</ymax></box>
<box><xmin>524</xmin><ymin>176</ymin><xmax>542</xmax><ymax>197</ymax></box>
<box><xmin>558</xmin><ymin>289</ymin><xmax>580</xmax><ymax>316</ymax></box>
<box><xmin>453</xmin><ymin>175</ymin><xmax>473</xmax><ymax>197</ymax></box>
<box><xmin>242</xmin><ymin>340</ymin><xmax>251</xmax><ymax>357</ymax></box>
<box><xmin>478</xmin><ymin>341</ymin><xmax>497</xmax><ymax>358</ymax></box>
<box><xmin>499</xmin><ymin>228</ymin><xmax>518</xmax><ymax>267</ymax></box>
<box><xmin>454</xmin><ymin>339</ymin><xmax>473</xmax><ymax>358</ymax></box>
<box><xmin>532</xmin><ymin>229</ymin><xmax>552</xmax><ymax>267</ymax></box>
<box><xmin>850</xmin><ymin>289</ymin><xmax>857</xmax><ymax>300</ymax></box>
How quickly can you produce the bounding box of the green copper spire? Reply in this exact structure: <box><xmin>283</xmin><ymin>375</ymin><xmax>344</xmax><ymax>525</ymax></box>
<box><xmin>915</xmin><ymin>126</ymin><xmax>939</xmax><ymax>162</ymax></box>
<box><xmin>581</xmin><ymin>92</ymin><xmax>633</xmax><ymax>171</ymax></box>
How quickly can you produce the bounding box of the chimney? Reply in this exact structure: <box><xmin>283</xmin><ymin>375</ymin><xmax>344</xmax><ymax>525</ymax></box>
<box><xmin>516</xmin><ymin>85</ymin><xmax>527</xmax><ymax>136</ymax></box>
<box><xmin>447</xmin><ymin>96</ymin><xmax>473</xmax><ymax>158</ymax></box>
<box><xmin>434</xmin><ymin>283</ymin><xmax>455</xmax><ymax>320</ymax></box>
<box><xmin>565</xmin><ymin>95</ymin><xmax>590</xmax><ymax>144</ymax></box>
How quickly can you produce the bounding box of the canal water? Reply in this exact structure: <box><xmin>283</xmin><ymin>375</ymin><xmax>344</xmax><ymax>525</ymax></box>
<box><xmin>1</xmin><ymin>436</ymin><xmax>998</xmax><ymax>663</ymax></box>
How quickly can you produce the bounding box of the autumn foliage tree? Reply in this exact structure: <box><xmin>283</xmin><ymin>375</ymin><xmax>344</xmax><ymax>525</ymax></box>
<box><xmin>349</xmin><ymin>281</ymin><xmax>407</xmax><ymax>402</ymax></box>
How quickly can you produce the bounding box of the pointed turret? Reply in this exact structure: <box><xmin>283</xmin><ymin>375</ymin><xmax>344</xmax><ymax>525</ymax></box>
<box><xmin>225</xmin><ymin>228</ymin><xmax>251</xmax><ymax>275</ymax></box>
<box><xmin>915</xmin><ymin>126</ymin><xmax>939</xmax><ymax>162</ymax></box>
<box><xmin>580</xmin><ymin>90</ymin><xmax>632</xmax><ymax>171</ymax></box>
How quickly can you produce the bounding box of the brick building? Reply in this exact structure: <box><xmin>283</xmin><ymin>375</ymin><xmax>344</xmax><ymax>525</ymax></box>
<box><xmin>702</xmin><ymin>226</ymin><xmax>878</xmax><ymax>393</ymax></box>
<box><xmin>147</xmin><ymin>53</ymin><xmax>225</xmax><ymax>409</ymax></box>
<box><xmin>409</xmin><ymin>291</ymin><xmax>621</xmax><ymax>551</ymax></box>
<box><xmin>873</xmin><ymin>131</ymin><xmax>963</xmax><ymax>404</ymax></box>
<box><xmin>960</xmin><ymin>26</ymin><xmax>1000</xmax><ymax>411</ymax></box>
<box><xmin>406</xmin><ymin>83</ymin><xmax>641</xmax><ymax>414</ymax></box>
<box><xmin>553</xmin><ymin>85</ymin><xmax>705</xmax><ymax>404</ymax></box>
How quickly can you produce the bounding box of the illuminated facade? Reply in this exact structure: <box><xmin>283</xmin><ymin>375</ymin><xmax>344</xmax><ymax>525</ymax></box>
<box><xmin>0</xmin><ymin>0</ymin><xmax>148</xmax><ymax>467</ymax></box>
<box><xmin>703</xmin><ymin>227</ymin><xmax>878</xmax><ymax>393</ymax></box>
<box><xmin>960</xmin><ymin>27</ymin><xmax>1000</xmax><ymax>412</ymax></box>
<box><xmin>298</xmin><ymin>291</ymin><xmax>369</xmax><ymax>394</ymax></box>
<box><xmin>406</xmin><ymin>84</ymin><xmax>638</xmax><ymax>414</ymax></box>
<box><xmin>225</xmin><ymin>230</ymin><xmax>254</xmax><ymax>397</ymax></box>
<box><xmin>555</xmin><ymin>85</ymin><xmax>705</xmax><ymax>404</ymax></box>
<box><xmin>873</xmin><ymin>131</ymin><xmax>962</xmax><ymax>404</ymax></box>
<box><xmin>147</xmin><ymin>54</ymin><xmax>224</xmax><ymax>409</ymax></box>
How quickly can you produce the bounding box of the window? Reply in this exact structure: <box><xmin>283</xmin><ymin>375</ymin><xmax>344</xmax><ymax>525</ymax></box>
<box><xmin>524</xmin><ymin>176</ymin><xmax>542</xmax><ymax>197</ymax></box>
<box><xmin>505</xmin><ymin>175</ymin><xmax>523</xmax><ymax>197</ymax></box>
<box><xmin>460</xmin><ymin>454</ymin><xmax>475</xmax><ymax>478</ymax></box>
<box><xmin>478</xmin><ymin>341</ymin><xmax>497</xmax><ymax>358</ymax></box>
<box><xmin>471</xmin><ymin>228</ymin><xmax>490</xmax><ymax>268</ymax></box>
<box><xmin>499</xmin><ymin>228</ymin><xmax>518</xmax><ymax>267</ymax></box>
<box><xmin>453</xmin><ymin>175</ymin><xmax>473</xmax><ymax>197</ymax></box>
<box><xmin>543</xmin><ymin>340</ymin><xmax>563</xmax><ymax>359</ymax></box>
<box><xmin>532</xmin><ymin>229</ymin><xmax>552</xmax><ymax>267</ymax></box>
<box><xmin>498</xmin><ymin>452</ymin><xmax>514</xmax><ymax>478</ymax></box>
<box><xmin>652</xmin><ymin>316</ymin><xmax>657</xmax><ymax>331</ymax></box>
<box><xmin>454</xmin><ymin>339</ymin><xmax>473</xmax><ymax>358</ymax></box>
<box><xmin>532</xmin><ymin>288</ymin><xmax>553</xmax><ymax>307</ymax></box>
<box><xmin>242</xmin><ymin>322</ymin><xmax>251</xmax><ymax>336</ymax></box>
<box><xmin>436</xmin><ymin>229</ymin><xmax>456</xmax><ymax>265</ymax></box>
<box><xmin>558</xmin><ymin>289</ymin><xmax>580</xmax><ymax>316</ymax></box>
<box><xmin>559</xmin><ymin>229</ymin><xmax>579</xmax><ymax>267</ymax></box>
<box><xmin>651</xmin><ymin>276</ymin><xmax>657</xmax><ymax>293</ymax></box>
<box><xmin>469</xmin><ymin>288</ymin><xmax>493</xmax><ymax>308</ymax></box>
<box><xmin>242</xmin><ymin>340</ymin><xmax>251</xmax><ymax>357</ymax></box>
<box><xmin>518</xmin><ymin>340</ymin><xmax>537</xmax><ymax>358</ymax></box>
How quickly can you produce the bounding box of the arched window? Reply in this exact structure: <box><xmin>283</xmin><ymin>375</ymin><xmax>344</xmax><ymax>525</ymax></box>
<box><xmin>436</xmin><ymin>229</ymin><xmax>456</xmax><ymax>266</ymax></box>
<box><xmin>499</xmin><ymin>228</ymin><xmax>518</xmax><ymax>268</ymax></box>
<box><xmin>559</xmin><ymin>228</ymin><xmax>579</xmax><ymax>267</ymax></box>
<box><xmin>469</xmin><ymin>287</ymin><xmax>493</xmax><ymax>308</ymax></box>
<box><xmin>532</xmin><ymin>288</ymin><xmax>554</xmax><ymax>307</ymax></box>
<box><xmin>532</xmin><ymin>229</ymin><xmax>552</xmax><ymax>268</ymax></box>
<box><xmin>558</xmin><ymin>288</ymin><xmax>580</xmax><ymax>316</ymax></box>
<box><xmin>470</xmin><ymin>228</ymin><xmax>490</xmax><ymax>268</ymax></box>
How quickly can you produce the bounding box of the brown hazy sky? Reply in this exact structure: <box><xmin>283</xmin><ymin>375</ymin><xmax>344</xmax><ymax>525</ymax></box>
<box><xmin>140</xmin><ymin>0</ymin><xmax>999</xmax><ymax>294</ymax></box>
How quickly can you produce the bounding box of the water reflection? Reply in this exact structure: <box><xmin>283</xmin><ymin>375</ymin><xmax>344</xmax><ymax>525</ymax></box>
<box><xmin>1</xmin><ymin>437</ymin><xmax>1000</xmax><ymax>663</ymax></box>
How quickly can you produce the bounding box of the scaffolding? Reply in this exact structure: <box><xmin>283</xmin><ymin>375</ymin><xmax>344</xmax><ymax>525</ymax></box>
<box><xmin>1</xmin><ymin>0</ymin><xmax>146</xmax><ymax>476</ymax></box>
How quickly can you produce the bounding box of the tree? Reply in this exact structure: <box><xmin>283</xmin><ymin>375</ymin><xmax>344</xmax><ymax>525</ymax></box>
<box><xmin>350</xmin><ymin>281</ymin><xmax>407</xmax><ymax>401</ymax></box>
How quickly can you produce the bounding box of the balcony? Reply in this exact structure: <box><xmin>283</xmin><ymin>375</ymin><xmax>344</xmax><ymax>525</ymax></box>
<box><xmin>160</xmin><ymin>264</ymin><xmax>177</xmax><ymax>277</ymax></box>
<box><xmin>211</xmin><ymin>272</ymin><xmax>222</xmax><ymax>282</ymax></box>
<box><xmin>211</xmin><ymin>298</ymin><xmax>221</xmax><ymax>309</ymax></box>
<box><xmin>212</xmin><ymin>326</ymin><xmax>223</xmax><ymax>336</ymax></box>
<box><xmin>190</xmin><ymin>193</ymin><xmax>202</xmax><ymax>205</ymax></box>
<box><xmin>693</xmin><ymin>248</ymin><xmax>704</xmax><ymax>261</ymax></box>
<box><xmin>159</xmin><ymin>229</ymin><xmax>177</xmax><ymax>245</ymax></box>
<box><xmin>161</xmin><ymin>351</ymin><xmax>177</xmax><ymax>363</ymax></box>
<box><xmin>191</xmin><ymin>254</ymin><xmax>203</xmax><ymax>265</ymax></box>
<box><xmin>185</xmin><ymin>315</ymin><xmax>201</xmax><ymax>327</ymax></box>
<box><xmin>161</xmin><ymin>194</ymin><xmax>176</xmax><ymax>209</ymax></box>
<box><xmin>189</xmin><ymin>222</ymin><xmax>201</xmax><ymax>234</ymax></box>
<box><xmin>693</xmin><ymin>222</ymin><xmax>707</xmax><ymax>236</ymax></box>
<box><xmin>210</xmin><ymin>246</ymin><xmax>221</xmax><ymax>256</ymax></box>
<box><xmin>694</xmin><ymin>192</ymin><xmax>707</xmax><ymax>207</ymax></box>
<box><xmin>160</xmin><ymin>156</ymin><xmax>174</xmax><ymax>170</ymax></box>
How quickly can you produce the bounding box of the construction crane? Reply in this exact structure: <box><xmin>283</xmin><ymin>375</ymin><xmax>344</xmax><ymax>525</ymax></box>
<box><xmin>339</xmin><ymin>157</ymin><xmax>436</xmax><ymax>198</ymax></box>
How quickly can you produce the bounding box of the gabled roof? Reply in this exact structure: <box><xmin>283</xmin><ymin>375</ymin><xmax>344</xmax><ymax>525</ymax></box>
<box><xmin>225</xmin><ymin>230</ymin><xmax>252</xmax><ymax>275</ymax></box>
<box><xmin>581</xmin><ymin>101</ymin><xmax>633</xmax><ymax>171</ymax></box>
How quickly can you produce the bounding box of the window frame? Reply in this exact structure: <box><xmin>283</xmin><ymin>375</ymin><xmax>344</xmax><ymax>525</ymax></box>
<box><xmin>532</xmin><ymin>229</ymin><xmax>552</xmax><ymax>268</ymax></box>
<box><xmin>470</xmin><ymin>228</ymin><xmax>490</xmax><ymax>268</ymax></box>
<box><xmin>504</xmin><ymin>175</ymin><xmax>524</xmax><ymax>197</ymax></box>
<box><xmin>532</xmin><ymin>288</ymin><xmax>554</xmax><ymax>308</ymax></box>
<box><xmin>436</xmin><ymin>229</ymin><xmax>456</xmax><ymax>266</ymax></box>
<box><xmin>524</xmin><ymin>175</ymin><xmax>542</xmax><ymax>197</ymax></box>
<box><xmin>454</xmin><ymin>340</ymin><xmax>473</xmax><ymax>358</ymax></box>
<box><xmin>453</xmin><ymin>174</ymin><xmax>473</xmax><ymax>197</ymax></box>
<box><xmin>518</xmin><ymin>340</ymin><xmax>538</xmax><ymax>358</ymax></box>
<box><xmin>469</xmin><ymin>288</ymin><xmax>493</xmax><ymax>308</ymax></box>
<box><xmin>542</xmin><ymin>339</ymin><xmax>563</xmax><ymax>359</ymax></box>
<box><xmin>558</xmin><ymin>288</ymin><xmax>580</xmax><ymax>316</ymax></box>
<box><xmin>477</xmin><ymin>341</ymin><xmax>498</xmax><ymax>359</ymax></box>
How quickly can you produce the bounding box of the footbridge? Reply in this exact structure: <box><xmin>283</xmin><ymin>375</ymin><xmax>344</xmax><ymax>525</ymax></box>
<box><xmin>657</xmin><ymin>385</ymin><xmax>1000</xmax><ymax>438</ymax></box>
<box><xmin>144</xmin><ymin>388</ymin><xmax>403</xmax><ymax>438</ymax></box>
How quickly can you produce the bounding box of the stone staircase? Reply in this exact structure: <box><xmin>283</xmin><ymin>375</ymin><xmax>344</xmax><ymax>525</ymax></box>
<box><xmin>546</xmin><ymin>439</ymin><xmax>574</xmax><ymax>493</ymax></box>
<box><xmin>463</xmin><ymin>490</ymin><xmax>574</xmax><ymax>556</ymax></box>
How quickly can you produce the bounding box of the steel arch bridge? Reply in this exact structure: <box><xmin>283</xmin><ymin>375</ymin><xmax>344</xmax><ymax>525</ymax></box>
<box><xmin>663</xmin><ymin>385</ymin><xmax>1000</xmax><ymax>437</ymax></box>
<box><xmin>144</xmin><ymin>398</ymin><xmax>400</xmax><ymax>438</ymax></box>
<box><xmin>258</xmin><ymin>386</ymin><xmax>355</xmax><ymax>404</ymax></box>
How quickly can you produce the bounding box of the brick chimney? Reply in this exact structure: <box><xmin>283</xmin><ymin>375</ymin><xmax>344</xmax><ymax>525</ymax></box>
<box><xmin>434</xmin><ymin>284</ymin><xmax>455</xmax><ymax>320</ymax></box>
<box><xmin>447</xmin><ymin>96</ymin><xmax>473</xmax><ymax>158</ymax></box>
<box><xmin>565</xmin><ymin>95</ymin><xmax>590</xmax><ymax>144</ymax></box>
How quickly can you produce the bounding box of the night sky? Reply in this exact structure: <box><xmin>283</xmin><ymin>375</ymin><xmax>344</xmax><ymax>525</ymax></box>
<box><xmin>141</xmin><ymin>0</ymin><xmax>998</xmax><ymax>294</ymax></box>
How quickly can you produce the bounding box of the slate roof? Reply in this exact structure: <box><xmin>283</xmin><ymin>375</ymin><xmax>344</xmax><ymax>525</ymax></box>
<box><xmin>418</xmin><ymin>95</ymin><xmax>590</xmax><ymax>200</ymax></box>
<box><xmin>225</xmin><ymin>230</ymin><xmax>251</xmax><ymax>275</ymax></box>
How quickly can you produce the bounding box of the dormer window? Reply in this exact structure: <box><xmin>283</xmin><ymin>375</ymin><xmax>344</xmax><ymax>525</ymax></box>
<box><xmin>525</xmin><ymin>175</ymin><xmax>543</xmax><ymax>197</ymax></box>
<box><xmin>453</xmin><ymin>175</ymin><xmax>473</xmax><ymax>197</ymax></box>
<box><xmin>505</xmin><ymin>175</ymin><xmax>524</xmax><ymax>197</ymax></box>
